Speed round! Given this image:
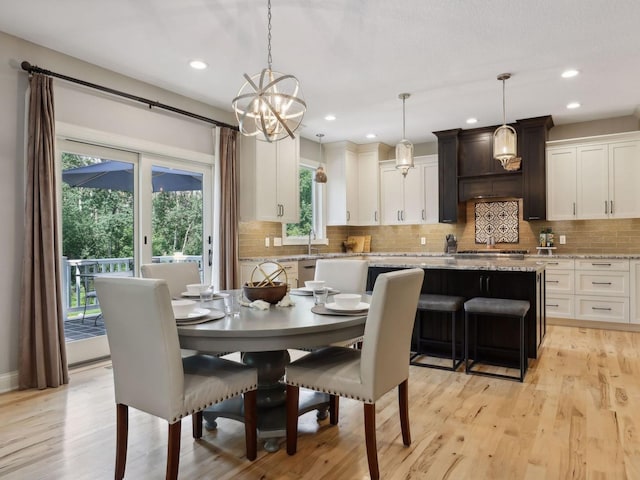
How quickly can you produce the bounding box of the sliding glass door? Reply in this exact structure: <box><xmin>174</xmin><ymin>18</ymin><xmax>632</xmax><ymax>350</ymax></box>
<box><xmin>58</xmin><ymin>140</ymin><xmax>213</xmax><ymax>365</ymax></box>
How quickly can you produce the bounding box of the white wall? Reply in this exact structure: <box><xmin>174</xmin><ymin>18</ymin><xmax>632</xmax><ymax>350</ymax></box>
<box><xmin>0</xmin><ymin>31</ymin><xmax>234</xmax><ymax>381</ymax></box>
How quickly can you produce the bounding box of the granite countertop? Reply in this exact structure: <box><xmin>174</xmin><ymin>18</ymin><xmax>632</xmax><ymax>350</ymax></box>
<box><xmin>240</xmin><ymin>252</ymin><xmax>640</xmax><ymax>263</ymax></box>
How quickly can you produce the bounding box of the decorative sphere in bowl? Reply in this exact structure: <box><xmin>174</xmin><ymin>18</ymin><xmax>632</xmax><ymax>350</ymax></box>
<box><xmin>333</xmin><ymin>293</ymin><xmax>361</xmax><ymax>309</ymax></box>
<box><xmin>171</xmin><ymin>299</ymin><xmax>197</xmax><ymax>317</ymax></box>
<box><xmin>243</xmin><ymin>281</ymin><xmax>288</xmax><ymax>304</ymax></box>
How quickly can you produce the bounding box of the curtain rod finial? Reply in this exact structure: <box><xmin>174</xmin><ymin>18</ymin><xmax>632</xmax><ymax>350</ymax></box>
<box><xmin>21</xmin><ymin>61</ymin><xmax>33</xmax><ymax>72</ymax></box>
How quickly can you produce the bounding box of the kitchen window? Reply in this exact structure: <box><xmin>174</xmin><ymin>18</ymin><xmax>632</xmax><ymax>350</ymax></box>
<box><xmin>282</xmin><ymin>160</ymin><xmax>328</xmax><ymax>246</ymax></box>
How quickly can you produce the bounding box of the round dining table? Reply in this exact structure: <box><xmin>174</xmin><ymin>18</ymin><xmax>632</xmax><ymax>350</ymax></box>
<box><xmin>177</xmin><ymin>290</ymin><xmax>368</xmax><ymax>452</ymax></box>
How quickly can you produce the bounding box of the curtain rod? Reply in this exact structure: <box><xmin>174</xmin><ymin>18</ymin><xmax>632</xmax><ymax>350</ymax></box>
<box><xmin>21</xmin><ymin>61</ymin><xmax>239</xmax><ymax>131</ymax></box>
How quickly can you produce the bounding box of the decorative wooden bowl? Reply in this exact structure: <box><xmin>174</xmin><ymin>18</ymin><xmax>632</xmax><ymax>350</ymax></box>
<box><xmin>242</xmin><ymin>261</ymin><xmax>289</xmax><ymax>304</ymax></box>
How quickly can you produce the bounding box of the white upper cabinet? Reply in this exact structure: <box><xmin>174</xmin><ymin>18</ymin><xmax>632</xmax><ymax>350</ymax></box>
<box><xmin>547</xmin><ymin>133</ymin><xmax>640</xmax><ymax>221</ymax></box>
<box><xmin>547</xmin><ymin>147</ymin><xmax>577</xmax><ymax>220</ymax></box>
<box><xmin>380</xmin><ymin>155</ymin><xmax>438</xmax><ymax>225</ymax></box>
<box><xmin>609</xmin><ymin>141</ymin><xmax>640</xmax><ymax>218</ymax></box>
<box><xmin>326</xmin><ymin>142</ymin><xmax>390</xmax><ymax>226</ymax></box>
<box><xmin>576</xmin><ymin>144</ymin><xmax>609</xmax><ymax>219</ymax></box>
<box><xmin>238</xmin><ymin>135</ymin><xmax>300</xmax><ymax>223</ymax></box>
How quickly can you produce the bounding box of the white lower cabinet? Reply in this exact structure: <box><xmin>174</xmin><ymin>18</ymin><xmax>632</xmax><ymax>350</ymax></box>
<box><xmin>539</xmin><ymin>259</ymin><xmax>574</xmax><ymax>319</ymax></box>
<box><xmin>632</xmin><ymin>260</ymin><xmax>640</xmax><ymax>324</ymax></box>
<box><xmin>575</xmin><ymin>295</ymin><xmax>629</xmax><ymax>323</ymax></box>
<box><xmin>574</xmin><ymin>259</ymin><xmax>630</xmax><ymax>324</ymax></box>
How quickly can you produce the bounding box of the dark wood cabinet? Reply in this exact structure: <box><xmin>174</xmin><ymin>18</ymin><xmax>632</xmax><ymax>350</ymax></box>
<box><xmin>518</xmin><ymin>116</ymin><xmax>554</xmax><ymax>220</ymax></box>
<box><xmin>434</xmin><ymin>115</ymin><xmax>553</xmax><ymax>223</ymax></box>
<box><xmin>458</xmin><ymin>128</ymin><xmax>500</xmax><ymax>177</ymax></box>
<box><xmin>458</xmin><ymin>174</ymin><xmax>522</xmax><ymax>202</ymax></box>
<box><xmin>434</xmin><ymin>129</ymin><xmax>460</xmax><ymax>223</ymax></box>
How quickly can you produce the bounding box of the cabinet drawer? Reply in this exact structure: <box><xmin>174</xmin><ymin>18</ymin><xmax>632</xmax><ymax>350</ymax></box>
<box><xmin>545</xmin><ymin>294</ymin><xmax>574</xmax><ymax>318</ymax></box>
<box><xmin>575</xmin><ymin>259</ymin><xmax>629</xmax><ymax>271</ymax></box>
<box><xmin>545</xmin><ymin>270</ymin><xmax>574</xmax><ymax>294</ymax></box>
<box><xmin>575</xmin><ymin>295</ymin><xmax>629</xmax><ymax>323</ymax></box>
<box><xmin>575</xmin><ymin>271</ymin><xmax>629</xmax><ymax>296</ymax></box>
<box><xmin>537</xmin><ymin>259</ymin><xmax>575</xmax><ymax>270</ymax></box>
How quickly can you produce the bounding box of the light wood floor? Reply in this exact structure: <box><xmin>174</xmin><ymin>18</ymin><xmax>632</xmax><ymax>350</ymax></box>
<box><xmin>1</xmin><ymin>325</ymin><xmax>639</xmax><ymax>479</ymax></box>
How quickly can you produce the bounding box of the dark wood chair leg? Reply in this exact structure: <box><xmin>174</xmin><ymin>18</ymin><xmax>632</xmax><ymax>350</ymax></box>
<box><xmin>192</xmin><ymin>411</ymin><xmax>203</xmax><ymax>439</ymax></box>
<box><xmin>166</xmin><ymin>421</ymin><xmax>181</xmax><ymax>480</ymax></box>
<box><xmin>398</xmin><ymin>380</ymin><xmax>411</xmax><ymax>446</ymax></box>
<box><xmin>329</xmin><ymin>394</ymin><xmax>339</xmax><ymax>425</ymax></box>
<box><xmin>244</xmin><ymin>390</ymin><xmax>258</xmax><ymax>461</ymax></box>
<box><xmin>115</xmin><ymin>404</ymin><xmax>128</xmax><ymax>480</ymax></box>
<box><xmin>364</xmin><ymin>403</ymin><xmax>380</xmax><ymax>480</ymax></box>
<box><xmin>286</xmin><ymin>384</ymin><xmax>300</xmax><ymax>455</ymax></box>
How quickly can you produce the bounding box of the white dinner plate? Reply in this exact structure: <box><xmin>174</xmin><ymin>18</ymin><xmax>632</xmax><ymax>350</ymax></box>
<box><xmin>175</xmin><ymin>307</ymin><xmax>210</xmax><ymax>320</ymax></box>
<box><xmin>324</xmin><ymin>302</ymin><xmax>369</xmax><ymax>313</ymax></box>
<box><xmin>290</xmin><ymin>287</ymin><xmax>340</xmax><ymax>296</ymax></box>
<box><xmin>181</xmin><ymin>291</ymin><xmax>227</xmax><ymax>299</ymax></box>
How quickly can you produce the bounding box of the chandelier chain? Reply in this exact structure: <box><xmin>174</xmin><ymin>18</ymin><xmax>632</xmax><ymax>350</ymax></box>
<box><xmin>267</xmin><ymin>0</ymin><xmax>272</xmax><ymax>69</ymax></box>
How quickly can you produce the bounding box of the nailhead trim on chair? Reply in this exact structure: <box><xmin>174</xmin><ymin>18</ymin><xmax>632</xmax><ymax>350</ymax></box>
<box><xmin>169</xmin><ymin>383</ymin><xmax>258</xmax><ymax>423</ymax></box>
<box><xmin>286</xmin><ymin>380</ymin><xmax>374</xmax><ymax>404</ymax></box>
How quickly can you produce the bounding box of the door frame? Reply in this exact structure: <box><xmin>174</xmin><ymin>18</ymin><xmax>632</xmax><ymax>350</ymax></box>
<box><xmin>56</xmin><ymin>122</ymin><xmax>216</xmax><ymax>365</ymax></box>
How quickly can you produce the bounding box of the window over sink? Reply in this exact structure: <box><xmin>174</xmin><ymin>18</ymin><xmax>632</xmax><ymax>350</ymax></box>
<box><xmin>282</xmin><ymin>159</ymin><xmax>328</xmax><ymax>246</ymax></box>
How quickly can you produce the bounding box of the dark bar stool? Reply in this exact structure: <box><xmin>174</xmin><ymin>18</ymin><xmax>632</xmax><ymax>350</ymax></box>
<box><xmin>464</xmin><ymin>297</ymin><xmax>530</xmax><ymax>382</ymax></box>
<box><xmin>410</xmin><ymin>294</ymin><xmax>465</xmax><ymax>371</ymax></box>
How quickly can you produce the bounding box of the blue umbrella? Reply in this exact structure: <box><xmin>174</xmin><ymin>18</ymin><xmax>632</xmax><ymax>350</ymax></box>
<box><xmin>62</xmin><ymin>160</ymin><xmax>202</xmax><ymax>192</ymax></box>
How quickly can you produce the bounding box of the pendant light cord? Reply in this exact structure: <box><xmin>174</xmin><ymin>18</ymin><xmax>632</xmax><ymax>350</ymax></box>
<box><xmin>402</xmin><ymin>96</ymin><xmax>406</xmax><ymax>139</ymax></box>
<box><xmin>267</xmin><ymin>0</ymin><xmax>272</xmax><ymax>69</ymax></box>
<box><xmin>502</xmin><ymin>77</ymin><xmax>506</xmax><ymax>125</ymax></box>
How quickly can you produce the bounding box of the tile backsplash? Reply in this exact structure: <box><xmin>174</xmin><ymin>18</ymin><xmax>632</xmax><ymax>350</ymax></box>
<box><xmin>239</xmin><ymin>199</ymin><xmax>640</xmax><ymax>258</ymax></box>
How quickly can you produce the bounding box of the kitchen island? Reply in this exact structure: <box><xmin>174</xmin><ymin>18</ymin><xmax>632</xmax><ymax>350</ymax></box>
<box><xmin>366</xmin><ymin>256</ymin><xmax>546</xmax><ymax>368</ymax></box>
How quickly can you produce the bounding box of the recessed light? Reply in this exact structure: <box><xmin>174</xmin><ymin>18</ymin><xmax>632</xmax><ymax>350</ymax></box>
<box><xmin>566</xmin><ymin>102</ymin><xmax>581</xmax><ymax>109</ymax></box>
<box><xmin>189</xmin><ymin>60</ymin><xmax>208</xmax><ymax>70</ymax></box>
<box><xmin>466</xmin><ymin>118</ymin><xmax>478</xmax><ymax>124</ymax></box>
<box><xmin>366</xmin><ymin>133</ymin><xmax>377</xmax><ymax>139</ymax></box>
<box><xmin>561</xmin><ymin>69</ymin><xmax>579</xmax><ymax>78</ymax></box>
<box><xmin>324</xmin><ymin>114</ymin><xmax>336</xmax><ymax>121</ymax></box>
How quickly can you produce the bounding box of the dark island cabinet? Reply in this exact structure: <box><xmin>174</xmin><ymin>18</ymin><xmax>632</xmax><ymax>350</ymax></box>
<box><xmin>367</xmin><ymin>266</ymin><xmax>545</xmax><ymax>364</ymax></box>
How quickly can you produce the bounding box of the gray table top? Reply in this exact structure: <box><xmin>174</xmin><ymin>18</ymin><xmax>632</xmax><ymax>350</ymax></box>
<box><xmin>177</xmin><ymin>291</ymin><xmax>368</xmax><ymax>353</ymax></box>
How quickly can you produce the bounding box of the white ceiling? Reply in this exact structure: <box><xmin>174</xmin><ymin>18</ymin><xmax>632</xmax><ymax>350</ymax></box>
<box><xmin>1</xmin><ymin>0</ymin><xmax>640</xmax><ymax>145</ymax></box>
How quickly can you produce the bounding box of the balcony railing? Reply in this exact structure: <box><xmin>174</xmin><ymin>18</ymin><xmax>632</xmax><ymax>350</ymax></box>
<box><xmin>63</xmin><ymin>256</ymin><xmax>202</xmax><ymax>318</ymax></box>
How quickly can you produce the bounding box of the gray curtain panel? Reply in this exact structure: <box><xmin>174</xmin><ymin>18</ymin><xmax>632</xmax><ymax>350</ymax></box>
<box><xmin>218</xmin><ymin>127</ymin><xmax>239</xmax><ymax>290</ymax></box>
<box><xmin>19</xmin><ymin>73</ymin><xmax>69</xmax><ymax>389</ymax></box>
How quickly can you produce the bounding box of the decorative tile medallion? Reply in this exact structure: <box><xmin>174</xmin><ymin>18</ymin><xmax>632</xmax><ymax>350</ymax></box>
<box><xmin>475</xmin><ymin>201</ymin><xmax>519</xmax><ymax>244</ymax></box>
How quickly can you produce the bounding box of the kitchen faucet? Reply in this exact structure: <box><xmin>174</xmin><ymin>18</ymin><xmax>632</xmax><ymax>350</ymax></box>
<box><xmin>308</xmin><ymin>228</ymin><xmax>316</xmax><ymax>255</ymax></box>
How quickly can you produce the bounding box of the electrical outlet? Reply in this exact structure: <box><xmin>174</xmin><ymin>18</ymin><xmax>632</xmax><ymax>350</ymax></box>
<box><xmin>559</xmin><ymin>235</ymin><xmax>566</xmax><ymax>245</ymax></box>
<box><xmin>264</xmin><ymin>237</ymin><xmax>270</xmax><ymax>247</ymax></box>
<box><xmin>420</xmin><ymin>237</ymin><xmax>426</xmax><ymax>245</ymax></box>
<box><xmin>273</xmin><ymin>237</ymin><xmax>282</xmax><ymax>247</ymax></box>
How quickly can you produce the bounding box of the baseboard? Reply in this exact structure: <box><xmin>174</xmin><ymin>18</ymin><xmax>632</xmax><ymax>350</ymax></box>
<box><xmin>548</xmin><ymin>316</ymin><xmax>640</xmax><ymax>332</ymax></box>
<box><xmin>0</xmin><ymin>370</ymin><xmax>19</xmax><ymax>393</ymax></box>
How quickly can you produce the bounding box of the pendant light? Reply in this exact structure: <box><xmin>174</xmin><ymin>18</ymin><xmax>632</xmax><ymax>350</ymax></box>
<box><xmin>395</xmin><ymin>93</ymin><xmax>414</xmax><ymax>177</ymax></box>
<box><xmin>231</xmin><ymin>0</ymin><xmax>306</xmax><ymax>142</ymax></box>
<box><xmin>314</xmin><ymin>133</ymin><xmax>327</xmax><ymax>183</ymax></box>
<box><xmin>493</xmin><ymin>73</ymin><xmax>517</xmax><ymax>168</ymax></box>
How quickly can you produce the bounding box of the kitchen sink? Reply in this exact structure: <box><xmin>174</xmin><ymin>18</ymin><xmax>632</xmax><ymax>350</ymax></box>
<box><xmin>453</xmin><ymin>249</ymin><xmax>528</xmax><ymax>260</ymax></box>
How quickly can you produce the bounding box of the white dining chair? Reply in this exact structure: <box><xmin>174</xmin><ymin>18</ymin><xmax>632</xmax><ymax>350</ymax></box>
<box><xmin>141</xmin><ymin>262</ymin><xmax>201</xmax><ymax>298</ymax></box>
<box><xmin>314</xmin><ymin>259</ymin><xmax>368</xmax><ymax>294</ymax></box>
<box><xmin>285</xmin><ymin>268</ymin><xmax>424</xmax><ymax>480</ymax></box>
<box><xmin>95</xmin><ymin>276</ymin><xmax>258</xmax><ymax>480</ymax></box>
